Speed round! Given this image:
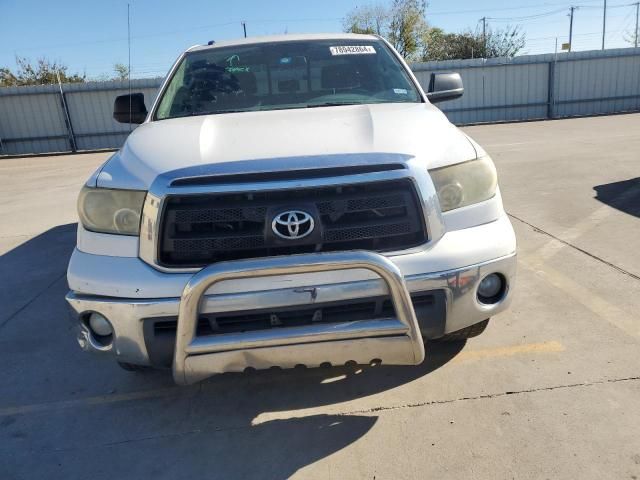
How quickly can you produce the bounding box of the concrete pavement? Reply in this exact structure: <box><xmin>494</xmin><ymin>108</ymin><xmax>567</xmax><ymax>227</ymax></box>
<box><xmin>1</xmin><ymin>114</ymin><xmax>639</xmax><ymax>479</ymax></box>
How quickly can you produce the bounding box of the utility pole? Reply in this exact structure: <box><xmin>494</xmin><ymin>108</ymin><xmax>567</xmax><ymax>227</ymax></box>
<box><xmin>634</xmin><ymin>2</ymin><xmax>639</xmax><ymax>48</ymax></box>
<box><xmin>242</xmin><ymin>21</ymin><xmax>247</xmax><ymax>38</ymax></box>
<box><xmin>602</xmin><ymin>0</ymin><xmax>607</xmax><ymax>50</ymax></box>
<box><xmin>127</xmin><ymin>3</ymin><xmax>132</xmax><ymax>131</ymax></box>
<box><xmin>481</xmin><ymin>17</ymin><xmax>487</xmax><ymax>57</ymax></box>
<box><xmin>568</xmin><ymin>6</ymin><xmax>576</xmax><ymax>52</ymax></box>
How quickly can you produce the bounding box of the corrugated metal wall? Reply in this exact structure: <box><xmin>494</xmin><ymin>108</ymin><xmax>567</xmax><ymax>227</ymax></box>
<box><xmin>62</xmin><ymin>79</ymin><xmax>161</xmax><ymax>151</ymax></box>
<box><xmin>0</xmin><ymin>78</ymin><xmax>161</xmax><ymax>155</ymax></box>
<box><xmin>1</xmin><ymin>47</ymin><xmax>639</xmax><ymax>156</ymax></box>
<box><xmin>413</xmin><ymin>47</ymin><xmax>640</xmax><ymax>124</ymax></box>
<box><xmin>413</xmin><ymin>60</ymin><xmax>550</xmax><ymax>124</ymax></box>
<box><xmin>553</xmin><ymin>50</ymin><xmax>640</xmax><ymax>117</ymax></box>
<box><xmin>0</xmin><ymin>88</ymin><xmax>70</xmax><ymax>154</ymax></box>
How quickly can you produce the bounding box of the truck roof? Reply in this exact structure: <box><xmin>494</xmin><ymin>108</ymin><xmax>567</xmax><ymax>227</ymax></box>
<box><xmin>186</xmin><ymin>33</ymin><xmax>381</xmax><ymax>53</ymax></box>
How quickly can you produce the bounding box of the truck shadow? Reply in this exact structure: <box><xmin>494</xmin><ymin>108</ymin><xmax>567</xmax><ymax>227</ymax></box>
<box><xmin>0</xmin><ymin>223</ymin><xmax>76</xmax><ymax>326</ymax></box>
<box><xmin>593</xmin><ymin>177</ymin><xmax>640</xmax><ymax>218</ymax></box>
<box><xmin>122</xmin><ymin>342</ymin><xmax>465</xmax><ymax>479</ymax></box>
<box><xmin>1</xmin><ymin>223</ymin><xmax>466</xmax><ymax>479</ymax></box>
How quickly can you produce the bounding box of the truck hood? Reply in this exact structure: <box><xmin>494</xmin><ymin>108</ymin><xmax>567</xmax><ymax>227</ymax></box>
<box><xmin>96</xmin><ymin>102</ymin><xmax>477</xmax><ymax>190</ymax></box>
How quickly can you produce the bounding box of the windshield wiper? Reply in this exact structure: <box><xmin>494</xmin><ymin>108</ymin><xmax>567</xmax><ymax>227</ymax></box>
<box><xmin>306</xmin><ymin>102</ymin><xmax>361</xmax><ymax>108</ymax></box>
<box><xmin>169</xmin><ymin>108</ymin><xmax>254</xmax><ymax>119</ymax></box>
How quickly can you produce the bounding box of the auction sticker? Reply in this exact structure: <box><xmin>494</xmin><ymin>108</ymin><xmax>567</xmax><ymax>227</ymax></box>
<box><xmin>330</xmin><ymin>46</ymin><xmax>376</xmax><ymax>55</ymax></box>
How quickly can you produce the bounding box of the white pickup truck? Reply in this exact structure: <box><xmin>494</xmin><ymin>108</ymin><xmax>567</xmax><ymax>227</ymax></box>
<box><xmin>66</xmin><ymin>33</ymin><xmax>516</xmax><ymax>385</ymax></box>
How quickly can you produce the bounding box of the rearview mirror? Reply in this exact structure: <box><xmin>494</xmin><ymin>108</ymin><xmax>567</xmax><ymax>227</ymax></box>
<box><xmin>113</xmin><ymin>93</ymin><xmax>147</xmax><ymax>124</ymax></box>
<box><xmin>426</xmin><ymin>72</ymin><xmax>464</xmax><ymax>103</ymax></box>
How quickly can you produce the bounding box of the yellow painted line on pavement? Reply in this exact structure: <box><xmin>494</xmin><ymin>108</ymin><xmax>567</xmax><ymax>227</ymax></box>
<box><xmin>510</xmin><ymin>209</ymin><xmax>640</xmax><ymax>339</ymax></box>
<box><xmin>0</xmin><ymin>341</ymin><xmax>565</xmax><ymax>418</ymax></box>
<box><xmin>519</xmin><ymin>257</ymin><xmax>640</xmax><ymax>338</ymax></box>
<box><xmin>0</xmin><ymin>387</ymin><xmax>188</xmax><ymax>418</ymax></box>
<box><xmin>530</xmin><ymin>206</ymin><xmax>613</xmax><ymax>263</ymax></box>
<box><xmin>451</xmin><ymin>341</ymin><xmax>565</xmax><ymax>364</ymax></box>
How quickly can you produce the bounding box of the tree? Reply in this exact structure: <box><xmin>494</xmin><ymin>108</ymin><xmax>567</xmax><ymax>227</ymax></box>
<box><xmin>387</xmin><ymin>0</ymin><xmax>428</xmax><ymax>60</ymax></box>
<box><xmin>0</xmin><ymin>68</ymin><xmax>17</xmax><ymax>87</ymax></box>
<box><xmin>423</xmin><ymin>28</ymin><xmax>484</xmax><ymax>61</ymax></box>
<box><xmin>113</xmin><ymin>63</ymin><xmax>130</xmax><ymax>81</ymax></box>
<box><xmin>342</xmin><ymin>2</ymin><xmax>525</xmax><ymax>61</ymax></box>
<box><xmin>0</xmin><ymin>56</ymin><xmax>85</xmax><ymax>87</ymax></box>
<box><xmin>343</xmin><ymin>0</ymin><xmax>428</xmax><ymax>60</ymax></box>
<box><xmin>342</xmin><ymin>3</ymin><xmax>388</xmax><ymax>35</ymax></box>
<box><xmin>422</xmin><ymin>26</ymin><xmax>525</xmax><ymax>61</ymax></box>
<box><xmin>486</xmin><ymin>25</ymin><xmax>526</xmax><ymax>58</ymax></box>
<box><xmin>623</xmin><ymin>27</ymin><xmax>639</xmax><ymax>47</ymax></box>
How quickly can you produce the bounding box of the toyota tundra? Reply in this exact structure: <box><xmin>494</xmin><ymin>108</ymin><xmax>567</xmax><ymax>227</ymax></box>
<box><xmin>66</xmin><ymin>33</ymin><xmax>517</xmax><ymax>385</ymax></box>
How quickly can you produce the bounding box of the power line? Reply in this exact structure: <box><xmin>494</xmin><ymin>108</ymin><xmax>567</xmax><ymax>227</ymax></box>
<box><xmin>569</xmin><ymin>6</ymin><xmax>577</xmax><ymax>51</ymax></box>
<box><xmin>127</xmin><ymin>2</ymin><xmax>132</xmax><ymax>131</ymax></box>
<box><xmin>487</xmin><ymin>7</ymin><xmax>569</xmax><ymax>21</ymax></box>
<box><xmin>578</xmin><ymin>1</ymin><xmax>638</xmax><ymax>8</ymax></box>
<box><xmin>485</xmin><ymin>1</ymin><xmax>638</xmax><ymax>22</ymax></box>
<box><xmin>527</xmin><ymin>26</ymin><xmax>627</xmax><ymax>40</ymax></box>
<box><xmin>635</xmin><ymin>1</ymin><xmax>640</xmax><ymax>47</ymax></box>
<box><xmin>3</xmin><ymin>0</ymin><xmax>638</xmax><ymax>77</ymax></box>
<box><xmin>603</xmin><ymin>0</ymin><xmax>607</xmax><ymax>49</ymax></box>
<box><xmin>3</xmin><ymin>1</ymin><xmax>636</xmax><ymax>55</ymax></box>
<box><xmin>481</xmin><ymin>17</ymin><xmax>487</xmax><ymax>56</ymax></box>
<box><xmin>5</xmin><ymin>1</ymin><xmax>634</xmax><ymax>55</ymax></box>
<box><xmin>426</xmin><ymin>0</ymin><xmax>605</xmax><ymax>16</ymax></box>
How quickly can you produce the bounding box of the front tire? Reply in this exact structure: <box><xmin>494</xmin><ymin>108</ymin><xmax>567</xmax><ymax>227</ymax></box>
<box><xmin>436</xmin><ymin>319</ymin><xmax>490</xmax><ymax>342</ymax></box>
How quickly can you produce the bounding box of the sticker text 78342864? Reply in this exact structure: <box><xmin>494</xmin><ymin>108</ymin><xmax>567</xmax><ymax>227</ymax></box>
<box><xmin>329</xmin><ymin>46</ymin><xmax>376</xmax><ymax>56</ymax></box>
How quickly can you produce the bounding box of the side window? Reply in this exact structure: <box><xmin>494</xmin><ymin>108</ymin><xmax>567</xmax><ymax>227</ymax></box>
<box><xmin>156</xmin><ymin>61</ymin><xmax>186</xmax><ymax>120</ymax></box>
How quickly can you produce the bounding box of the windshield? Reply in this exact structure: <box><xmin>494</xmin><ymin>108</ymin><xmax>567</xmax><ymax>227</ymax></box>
<box><xmin>154</xmin><ymin>39</ymin><xmax>422</xmax><ymax>120</ymax></box>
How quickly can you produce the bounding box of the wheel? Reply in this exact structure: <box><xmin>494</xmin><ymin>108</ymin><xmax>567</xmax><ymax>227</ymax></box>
<box><xmin>117</xmin><ymin>361</ymin><xmax>148</xmax><ymax>372</ymax></box>
<box><xmin>437</xmin><ymin>319</ymin><xmax>490</xmax><ymax>342</ymax></box>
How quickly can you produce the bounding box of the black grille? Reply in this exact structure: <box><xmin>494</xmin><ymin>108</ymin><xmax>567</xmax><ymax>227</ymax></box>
<box><xmin>159</xmin><ymin>179</ymin><xmax>427</xmax><ymax>268</ymax></box>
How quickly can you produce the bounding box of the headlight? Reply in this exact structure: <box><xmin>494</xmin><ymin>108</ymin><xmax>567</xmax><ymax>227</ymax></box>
<box><xmin>78</xmin><ymin>186</ymin><xmax>147</xmax><ymax>235</ymax></box>
<box><xmin>429</xmin><ymin>156</ymin><xmax>497</xmax><ymax>212</ymax></box>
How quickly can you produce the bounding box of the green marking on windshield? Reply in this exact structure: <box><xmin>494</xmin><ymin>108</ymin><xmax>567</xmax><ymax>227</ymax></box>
<box><xmin>225</xmin><ymin>54</ymin><xmax>250</xmax><ymax>73</ymax></box>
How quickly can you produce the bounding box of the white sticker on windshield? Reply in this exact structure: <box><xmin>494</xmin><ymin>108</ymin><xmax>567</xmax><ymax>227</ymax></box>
<box><xmin>394</xmin><ymin>88</ymin><xmax>408</xmax><ymax>95</ymax></box>
<box><xmin>330</xmin><ymin>46</ymin><xmax>376</xmax><ymax>56</ymax></box>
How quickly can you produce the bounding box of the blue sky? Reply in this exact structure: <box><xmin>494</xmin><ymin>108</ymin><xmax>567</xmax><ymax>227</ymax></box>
<box><xmin>1</xmin><ymin>0</ymin><xmax>637</xmax><ymax>79</ymax></box>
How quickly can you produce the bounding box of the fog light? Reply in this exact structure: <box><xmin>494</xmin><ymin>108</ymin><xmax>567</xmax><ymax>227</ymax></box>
<box><xmin>88</xmin><ymin>312</ymin><xmax>113</xmax><ymax>337</ymax></box>
<box><xmin>478</xmin><ymin>273</ymin><xmax>504</xmax><ymax>303</ymax></box>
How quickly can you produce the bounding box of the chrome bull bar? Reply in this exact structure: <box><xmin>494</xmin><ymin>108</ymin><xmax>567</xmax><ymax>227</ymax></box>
<box><xmin>173</xmin><ymin>251</ymin><xmax>426</xmax><ymax>385</ymax></box>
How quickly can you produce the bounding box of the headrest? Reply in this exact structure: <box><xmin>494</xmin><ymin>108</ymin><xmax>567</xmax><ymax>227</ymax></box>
<box><xmin>232</xmin><ymin>71</ymin><xmax>257</xmax><ymax>95</ymax></box>
<box><xmin>321</xmin><ymin>64</ymin><xmax>362</xmax><ymax>90</ymax></box>
<box><xmin>278</xmin><ymin>79</ymin><xmax>300</xmax><ymax>93</ymax></box>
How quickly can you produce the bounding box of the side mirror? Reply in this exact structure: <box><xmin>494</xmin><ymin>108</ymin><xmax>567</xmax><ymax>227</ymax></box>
<box><xmin>113</xmin><ymin>93</ymin><xmax>148</xmax><ymax>124</ymax></box>
<box><xmin>426</xmin><ymin>72</ymin><xmax>464</xmax><ymax>103</ymax></box>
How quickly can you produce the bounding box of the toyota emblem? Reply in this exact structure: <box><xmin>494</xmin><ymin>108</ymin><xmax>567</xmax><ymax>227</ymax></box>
<box><xmin>271</xmin><ymin>210</ymin><xmax>315</xmax><ymax>240</ymax></box>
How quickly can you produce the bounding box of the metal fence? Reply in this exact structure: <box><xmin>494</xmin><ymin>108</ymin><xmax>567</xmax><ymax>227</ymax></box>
<box><xmin>412</xmin><ymin>47</ymin><xmax>640</xmax><ymax>125</ymax></box>
<box><xmin>0</xmin><ymin>78</ymin><xmax>161</xmax><ymax>156</ymax></box>
<box><xmin>1</xmin><ymin>47</ymin><xmax>639</xmax><ymax>156</ymax></box>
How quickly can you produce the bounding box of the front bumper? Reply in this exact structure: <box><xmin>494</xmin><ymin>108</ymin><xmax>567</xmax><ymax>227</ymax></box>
<box><xmin>66</xmin><ymin>248</ymin><xmax>516</xmax><ymax>383</ymax></box>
